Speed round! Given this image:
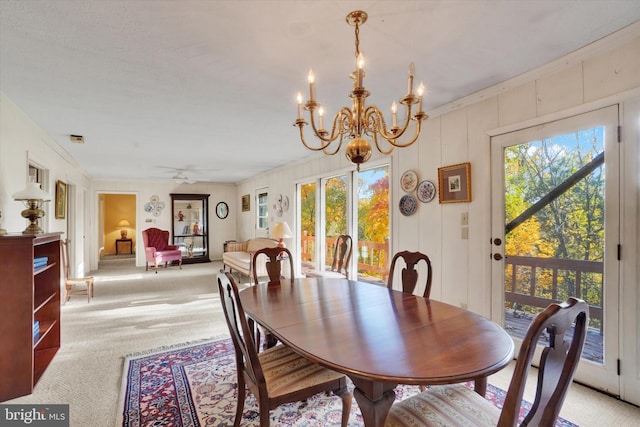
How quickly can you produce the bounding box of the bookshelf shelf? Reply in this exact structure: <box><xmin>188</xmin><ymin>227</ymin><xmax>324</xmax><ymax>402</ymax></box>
<box><xmin>0</xmin><ymin>232</ymin><xmax>62</xmax><ymax>402</ymax></box>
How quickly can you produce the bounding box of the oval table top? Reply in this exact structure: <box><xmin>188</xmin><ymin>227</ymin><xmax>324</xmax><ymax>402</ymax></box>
<box><xmin>240</xmin><ymin>277</ymin><xmax>514</xmax><ymax>386</ymax></box>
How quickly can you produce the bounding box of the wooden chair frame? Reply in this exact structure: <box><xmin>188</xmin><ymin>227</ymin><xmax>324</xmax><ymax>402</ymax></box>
<box><xmin>217</xmin><ymin>271</ymin><xmax>352</xmax><ymax>426</ymax></box>
<box><xmin>387</xmin><ymin>250</ymin><xmax>433</xmax><ymax>298</ymax></box>
<box><xmin>61</xmin><ymin>239</ymin><xmax>94</xmax><ymax>303</ymax></box>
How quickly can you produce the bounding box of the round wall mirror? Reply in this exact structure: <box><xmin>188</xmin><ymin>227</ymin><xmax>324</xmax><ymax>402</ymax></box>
<box><xmin>216</xmin><ymin>202</ymin><xmax>229</xmax><ymax>219</ymax></box>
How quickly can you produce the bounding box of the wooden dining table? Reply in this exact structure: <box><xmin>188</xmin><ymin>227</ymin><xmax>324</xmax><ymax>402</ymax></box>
<box><xmin>240</xmin><ymin>277</ymin><xmax>515</xmax><ymax>427</ymax></box>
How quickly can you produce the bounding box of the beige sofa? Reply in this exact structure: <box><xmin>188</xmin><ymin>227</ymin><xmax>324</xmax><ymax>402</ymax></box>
<box><xmin>222</xmin><ymin>238</ymin><xmax>279</xmax><ymax>280</ymax></box>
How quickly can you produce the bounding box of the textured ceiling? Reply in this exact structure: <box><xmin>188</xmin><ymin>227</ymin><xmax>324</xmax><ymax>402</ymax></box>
<box><xmin>1</xmin><ymin>1</ymin><xmax>639</xmax><ymax>183</ymax></box>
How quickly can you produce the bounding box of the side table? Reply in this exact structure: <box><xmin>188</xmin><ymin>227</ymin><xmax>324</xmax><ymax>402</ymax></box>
<box><xmin>115</xmin><ymin>238</ymin><xmax>133</xmax><ymax>255</ymax></box>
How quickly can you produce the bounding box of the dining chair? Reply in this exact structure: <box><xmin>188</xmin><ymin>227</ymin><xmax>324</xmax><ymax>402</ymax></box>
<box><xmin>385</xmin><ymin>297</ymin><xmax>589</xmax><ymax>427</ymax></box>
<box><xmin>387</xmin><ymin>250</ymin><xmax>433</xmax><ymax>298</ymax></box>
<box><xmin>217</xmin><ymin>271</ymin><xmax>352</xmax><ymax>427</ymax></box>
<box><xmin>61</xmin><ymin>239</ymin><xmax>94</xmax><ymax>303</ymax></box>
<box><xmin>306</xmin><ymin>234</ymin><xmax>353</xmax><ymax>279</ymax></box>
<box><xmin>251</xmin><ymin>246</ymin><xmax>295</xmax><ymax>285</ymax></box>
<box><xmin>251</xmin><ymin>246</ymin><xmax>295</xmax><ymax>349</ymax></box>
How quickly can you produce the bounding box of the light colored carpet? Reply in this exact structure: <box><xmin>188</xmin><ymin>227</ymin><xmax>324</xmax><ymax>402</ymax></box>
<box><xmin>5</xmin><ymin>258</ymin><xmax>639</xmax><ymax>426</ymax></box>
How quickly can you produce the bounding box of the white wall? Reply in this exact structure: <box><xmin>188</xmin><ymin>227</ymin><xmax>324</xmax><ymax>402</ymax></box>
<box><xmin>89</xmin><ymin>180</ymin><xmax>237</xmax><ymax>270</ymax></box>
<box><xmin>0</xmin><ymin>93</ymin><xmax>92</xmax><ymax>276</ymax></box>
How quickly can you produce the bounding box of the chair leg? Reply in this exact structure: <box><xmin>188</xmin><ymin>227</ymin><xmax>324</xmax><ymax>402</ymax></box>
<box><xmin>154</xmin><ymin>262</ymin><xmax>159</xmax><ymax>273</ymax></box>
<box><xmin>145</xmin><ymin>262</ymin><xmax>149</xmax><ymax>271</ymax></box>
<box><xmin>65</xmin><ymin>283</ymin><xmax>72</xmax><ymax>304</ymax></box>
<box><xmin>178</xmin><ymin>259</ymin><xmax>182</xmax><ymax>270</ymax></box>
<box><xmin>234</xmin><ymin>379</ymin><xmax>246</xmax><ymax>427</ymax></box>
<box><xmin>334</xmin><ymin>386</ymin><xmax>353</xmax><ymax>427</ymax></box>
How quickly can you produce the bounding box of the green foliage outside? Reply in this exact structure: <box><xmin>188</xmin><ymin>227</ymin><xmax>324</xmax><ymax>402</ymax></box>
<box><xmin>299</xmin><ymin>167</ymin><xmax>390</xmax><ymax>279</ymax></box>
<box><xmin>504</xmin><ymin>127</ymin><xmax>605</xmax><ymax>321</ymax></box>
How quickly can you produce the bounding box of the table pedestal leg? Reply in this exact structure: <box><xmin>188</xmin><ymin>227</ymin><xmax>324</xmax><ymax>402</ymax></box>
<box><xmin>474</xmin><ymin>376</ymin><xmax>487</xmax><ymax>396</ymax></box>
<box><xmin>350</xmin><ymin>378</ymin><xmax>396</xmax><ymax>427</ymax></box>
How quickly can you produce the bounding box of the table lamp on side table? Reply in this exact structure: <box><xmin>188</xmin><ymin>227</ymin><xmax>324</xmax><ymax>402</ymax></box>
<box><xmin>271</xmin><ymin>221</ymin><xmax>293</xmax><ymax>248</ymax></box>
<box><xmin>118</xmin><ymin>219</ymin><xmax>131</xmax><ymax>239</ymax></box>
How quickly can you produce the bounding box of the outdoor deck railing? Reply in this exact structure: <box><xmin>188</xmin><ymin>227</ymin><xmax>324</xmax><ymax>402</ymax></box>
<box><xmin>505</xmin><ymin>255</ymin><xmax>603</xmax><ymax>327</ymax></box>
<box><xmin>300</xmin><ymin>235</ymin><xmax>389</xmax><ymax>277</ymax></box>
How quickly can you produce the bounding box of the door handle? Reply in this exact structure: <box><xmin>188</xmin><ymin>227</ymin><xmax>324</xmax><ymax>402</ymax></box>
<box><xmin>493</xmin><ymin>253</ymin><xmax>503</xmax><ymax>261</ymax></box>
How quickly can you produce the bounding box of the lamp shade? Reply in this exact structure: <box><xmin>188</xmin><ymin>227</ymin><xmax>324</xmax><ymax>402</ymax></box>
<box><xmin>271</xmin><ymin>222</ymin><xmax>293</xmax><ymax>239</ymax></box>
<box><xmin>117</xmin><ymin>219</ymin><xmax>131</xmax><ymax>228</ymax></box>
<box><xmin>12</xmin><ymin>182</ymin><xmax>51</xmax><ymax>201</ymax></box>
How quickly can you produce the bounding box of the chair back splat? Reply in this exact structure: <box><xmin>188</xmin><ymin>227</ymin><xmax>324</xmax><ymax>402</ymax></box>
<box><xmin>387</xmin><ymin>250</ymin><xmax>433</xmax><ymax>298</ymax></box>
<box><xmin>217</xmin><ymin>271</ymin><xmax>352</xmax><ymax>426</ymax></box>
<box><xmin>501</xmin><ymin>297</ymin><xmax>589</xmax><ymax>426</ymax></box>
<box><xmin>305</xmin><ymin>234</ymin><xmax>352</xmax><ymax>279</ymax></box>
<box><xmin>251</xmin><ymin>246</ymin><xmax>294</xmax><ymax>285</ymax></box>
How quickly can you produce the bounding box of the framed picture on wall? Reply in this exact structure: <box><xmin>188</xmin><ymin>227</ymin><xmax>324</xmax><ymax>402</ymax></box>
<box><xmin>438</xmin><ymin>162</ymin><xmax>471</xmax><ymax>203</ymax></box>
<box><xmin>241</xmin><ymin>194</ymin><xmax>250</xmax><ymax>212</ymax></box>
<box><xmin>55</xmin><ymin>180</ymin><xmax>67</xmax><ymax>219</ymax></box>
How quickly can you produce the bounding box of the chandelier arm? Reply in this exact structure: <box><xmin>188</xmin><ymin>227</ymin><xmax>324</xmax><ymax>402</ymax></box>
<box><xmin>383</xmin><ymin>120</ymin><xmax>424</xmax><ymax>148</ymax></box>
<box><xmin>372</xmin><ymin>132</ymin><xmax>396</xmax><ymax>155</ymax></box>
<box><xmin>309</xmin><ymin>107</ymin><xmax>353</xmax><ymax>144</ymax></box>
<box><xmin>366</xmin><ymin>104</ymin><xmax>415</xmax><ymax>143</ymax></box>
<box><xmin>323</xmin><ymin>136</ymin><xmax>344</xmax><ymax>156</ymax></box>
<box><xmin>297</xmin><ymin>125</ymin><xmax>333</xmax><ymax>152</ymax></box>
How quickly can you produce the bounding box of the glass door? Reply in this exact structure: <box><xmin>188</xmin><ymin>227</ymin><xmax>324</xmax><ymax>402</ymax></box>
<box><xmin>490</xmin><ymin>106</ymin><xmax>619</xmax><ymax>394</ymax></box>
<box><xmin>170</xmin><ymin>193</ymin><xmax>210</xmax><ymax>264</ymax></box>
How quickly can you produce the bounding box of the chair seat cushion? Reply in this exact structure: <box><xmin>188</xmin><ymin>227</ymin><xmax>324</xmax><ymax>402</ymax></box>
<box><xmin>259</xmin><ymin>344</ymin><xmax>344</xmax><ymax>399</ymax></box>
<box><xmin>385</xmin><ymin>384</ymin><xmax>499</xmax><ymax>427</ymax></box>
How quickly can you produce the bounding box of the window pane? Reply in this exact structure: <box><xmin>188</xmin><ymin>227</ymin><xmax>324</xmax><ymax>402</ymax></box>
<box><xmin>300</xmin><ymin>182</ymin><xmax>316</xmax><ymax>274</ymax></box>
<box><xmin>357</xmin><ymin>166</ymin><xmax>389</xmax><ymax>284</ymax></box>
<box><xmin>324</xmin><ymin>175</ymin><xmax>347</xmax><ymax>270</ymax></box>
<box><xmin>257</xmin><ymin>192</ymin><xmax>268</xmax><ymax>229</ymax></box>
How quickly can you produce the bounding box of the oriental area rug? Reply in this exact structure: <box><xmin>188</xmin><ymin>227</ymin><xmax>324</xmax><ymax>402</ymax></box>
<box><xmin>117</xmin><ymin>337</ymin><xmax>578</xmax><ymax>427</ymax></box>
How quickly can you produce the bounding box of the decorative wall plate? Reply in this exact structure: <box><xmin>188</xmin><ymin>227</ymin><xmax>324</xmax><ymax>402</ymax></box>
<box><xmin>400</xmin><ymin>170</ymin><xmax>418</xmax><ymax>193</ymax></box>
<box><xmin>416</xmin><ymin>180</ymin><xmax>436</xmax><ymax>203</ymax></box>
<box><xmin>144</xmin><ymin>202</ymin><xmax>154</xmax><ymax>213</ymax></box>
<box><xmin>282</xmin><ymin>195</ymin><xmax>289</xmax><ymax>212</ymax></box>
<box><xmin>399</xmin><ymin>194</ymin><xmax>418</xmax><ymax>216</ymax></box>
<box><xmin>152</xmin><ymin>209</ymin><xmax>161</xmax><ymax>217</ymax></box>
<box><xmin>150</xmin><ymin>195</ymin><xmax>159</xmax><ymax>203</ymax></box>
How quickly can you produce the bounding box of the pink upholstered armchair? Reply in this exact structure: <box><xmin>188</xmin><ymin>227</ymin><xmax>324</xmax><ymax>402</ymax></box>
<box><xmin>142</xmin><ymin>228</ymin><xmax>183</xmax><ymax>273</ymax></box>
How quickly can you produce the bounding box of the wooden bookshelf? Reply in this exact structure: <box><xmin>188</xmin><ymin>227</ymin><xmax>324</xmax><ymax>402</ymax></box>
<box><xmin>0</xmin><ymin>232</ymin><xmax>62</xmax><ymax>402</ymax></box>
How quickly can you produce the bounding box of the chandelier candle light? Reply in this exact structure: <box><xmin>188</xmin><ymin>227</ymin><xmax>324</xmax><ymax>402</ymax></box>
<box><xmin>294</xmin><ymin>10</ymin><xmax>428</xmax><ymax>171</ymax></box>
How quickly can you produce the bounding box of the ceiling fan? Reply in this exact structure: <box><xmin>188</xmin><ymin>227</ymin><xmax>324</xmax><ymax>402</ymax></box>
<box><xmin>171</xmin><ymin>170</ymin><xmax>196</xmax><ymax>184</ymax></box>
<box><xmin>153</xmin><ymin>166</ymin><xmax>217</xmax><ymax>184</ymax></box>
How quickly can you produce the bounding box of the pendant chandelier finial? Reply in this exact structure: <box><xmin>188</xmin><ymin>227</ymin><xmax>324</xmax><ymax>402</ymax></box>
<box><xmin>294</xmin><ymin>10</ymin><xmax>428</xmax><ymax>171</ymax></box>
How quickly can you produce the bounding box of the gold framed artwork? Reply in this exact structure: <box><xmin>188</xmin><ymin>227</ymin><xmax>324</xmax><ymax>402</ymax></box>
<box><xmin>241</xmin><ymin>194</ymin><xmax>250</xmax><ymax>212</ymax></box>
<box><xmin>55</xmin><ymin>180</ymin><xmax>67</xmax><ymax>219</ymax></box>
<box><xmin>438</xmin><ymin>162</ymin><xmax>471</xmax><ymax>204</ymax></box>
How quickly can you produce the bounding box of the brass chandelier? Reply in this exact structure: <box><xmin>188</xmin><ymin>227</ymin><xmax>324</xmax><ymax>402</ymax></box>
<box><xmin>294</xmin><ymin>10</ymin><xmax>428</xmax><ymax>171</ymax></box>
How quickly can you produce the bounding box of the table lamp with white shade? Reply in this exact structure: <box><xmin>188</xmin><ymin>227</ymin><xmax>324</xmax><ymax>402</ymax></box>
<box><xmin>117</xmin><ymin>219</ymin><xmax>131</xmax><ymax>239</ymax></box>
<box><xmin>271</xmin><ymin>221</ymin><xmax>293</xmax><ymax>248</ymax></box>
<box><xmin>12</xmin><ymin>182</ymin><xmax>51</xmax><ymax>234</ymax></box>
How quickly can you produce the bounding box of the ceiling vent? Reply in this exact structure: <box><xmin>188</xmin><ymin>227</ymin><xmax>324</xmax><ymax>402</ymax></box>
<box><xmin>70</xmin><ymin>135</ymin><xmax>84</xmax><ymax>143</ymax></box>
